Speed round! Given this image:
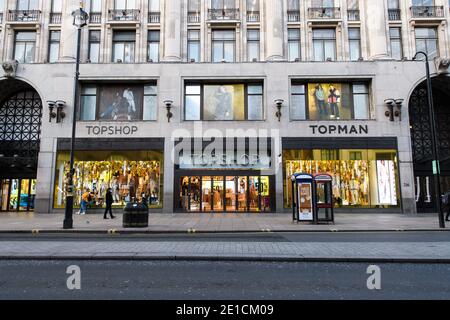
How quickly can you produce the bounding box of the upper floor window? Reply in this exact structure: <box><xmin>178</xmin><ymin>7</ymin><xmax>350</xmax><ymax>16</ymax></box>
<box><xmin>347</xmin><ymin>0</ymin><xmax>359</xmax><ymax>9</ymax></box>
<box><xmin>80</xmin><ymin>84</ymin><xmax>158</xmax><ymax>121</ymax></box>
<box><xmin>188</xmin><ymin>30</ymin><xmax>200</xmax><ymax>62</ymax></box>
<box><xmin>312</xmin><ymin>29</ymin><xmax>336</xmax><ymax>61</ymax></box>
<box><xmin>311</xmin><ymin>0</ymin><xmax>334</xmax><ymax>8</ymax></box>
<box><xmin>290</xmin><ymin>82</ymin><xmax>371</xmax><ymax>120</ymax></box>
<box><xmin>90</xmin><ymin>0</ymin><xmax>102</xmax><ymax>12</ymax></box>
<box><xmin>184</xmin><ymin>83</ymin><xmax>264</xmax><ymax>121</ymax></box>
<box><xmin>246</xmin><ymin>0</ymin><xmax>259</xmax><ymax>12</ymax></box>
<box><xmin>212</xmin><ymin>29</ymin><xmax>235</xmax><ymax>62</ymax></box>
<box><xmin>288</xmin><ymin>28</ymin><xmax>301</xmax><ymax>61</ymax></box>
<box><xmin>412</xmin><ymin>0</ymin><xmax>434</xmax><ymax>6</ymax></box>
<box><xmin>17</xmin><ymin>0</ymin><xmax>39</xmax><ymax>10</ymax></box>
<box><xmin>389</xmin><ymin>27</ymin><xmax>403</xmax><ymax>60</ymax></box>
<box><xmin>14</xmin><ymin>31</ymin><xmax>36</xmax><ymax>63</ymax></box>
<box><xmin>149</xmin><ymin>0</ymin><xmax>160</xmax><ymax>12</ymax></box>
<box><xmin>88</xmin><ymin>30</ymin><xmax>101</xmax><ymax>63</ymax></box>
<box><xmin>247</xmin><ymin>29</ymin><xmax>260</xmax><ymax>62</ymax></box>
<box><xmin>348</xmin><ymin>28</ymin><xmax>361</xmax><ymax>61</ymax></box>
<box><xmin>388</xmin><ymin>0</ymin><xmax>399</xmax><ymax>8</ymax></box>
<box><xmin>287</xmin><ymin>0</ymin><xmax>299</xmax><ymax>10</ymax></box>
<box><xmin>147</xmin><ymin>30</ymin><xmax>160</xmax><ymax>62</ymax></box>
<box><xmin>112</xmin><ymin>31</ymin><xmax>135</xmax><ymax>63</ymax></box>
<box><xmin>415</xmin><ymin>27</ymin><xmax>438</xmax><ymax>59</ymax></box>
<box><xmin>115</xmin><ymin>0</ymin><xmax>136</xmax><ymax>9</ymax></box>
<box><xmin>51</xmin><ymin>0</ymin><xmax>62</xmax><ymax>12</ymax></box>
<box><xmin>48</xmin><ymin>30</ymin><xmax>60</xmax><ymax>63</ymax></box>
<box><xmin>211</xmin><ymin>0</ymin><xmax>235</xmax><ymax>9</ymax></box>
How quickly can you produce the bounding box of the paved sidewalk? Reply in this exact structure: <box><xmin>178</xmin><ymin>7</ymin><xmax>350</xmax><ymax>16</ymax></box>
<box><xmin>0</xmin><ymin>212</ymin><xmax>448</xmax><ymax>233</ymax></box>
<box><xmin>1</xmin><ymin>240</ymin><xmax>449</xmax><ymax>262</ymax></box>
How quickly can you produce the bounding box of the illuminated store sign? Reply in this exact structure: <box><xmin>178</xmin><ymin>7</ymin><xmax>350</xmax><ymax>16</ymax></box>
<box><xmin>180</xmin><ymin>153</ymin><xmax>271</xmax><ymax>169</ymax></box>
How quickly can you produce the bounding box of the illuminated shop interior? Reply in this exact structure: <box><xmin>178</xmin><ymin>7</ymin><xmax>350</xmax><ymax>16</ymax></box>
<box><xmin>54</xmin><ymin>150</ymin><xmax>163</xmax><ymax>209</ymax></box>
<box><xmin>283</xmin><ymin>149</ymin><xmax>399</xmax><ymax>208</ymax></box>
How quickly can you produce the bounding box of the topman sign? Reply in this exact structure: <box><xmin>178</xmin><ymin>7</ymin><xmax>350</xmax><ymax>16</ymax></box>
<box><xmin>309</xmin><ymin>124</ymin><xmax>369</xmax><ymax>135</ymax></box>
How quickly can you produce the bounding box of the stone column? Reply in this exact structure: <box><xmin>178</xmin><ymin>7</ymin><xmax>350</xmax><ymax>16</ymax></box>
<box><xmin>59</xmin><ymin>1</ymin><xmax>83</xmax><ymax>62</ymax></box>
<box><xmin>365</xmin><ymin>0</ymin><xmax>389</xmax><ymax>60</ymax></box>
<box><xmin>163</xmin><ymin>0</ymin><xmax>181</xmax><ymax>61</ymax></box>
<box><xmin>265</xmin><ymin>0</ymin><xmax>284</xmax><ymax>61</ymax></box>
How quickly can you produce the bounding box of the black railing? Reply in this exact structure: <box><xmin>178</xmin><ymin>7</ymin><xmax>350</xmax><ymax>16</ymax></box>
<box><xmin>148</xmin><ymin>11</ymin><xmax>160</xmax><ymax>23</ymax></box>
<box><xmin>411</xmin><ymin>6</ymin><xmax>444</xmax><ymax>18</ymax></box>
<box><xmin>287</xmin><ymin>10</ymin><xmax>300</xmax><ymax>22</ymax></box>
<box><xmin>388</xmin><ymin>9</ymin><xmax>401</xmax><ymax>20</ymax></box>
<box><xmin>246</xmin><ymin>10</ymin><xmax>259</xmax><ymax>22</ymax></box>
<box><xmin>0</xmin><ymin>13</ymin><xmax>3</xmax><ymax>23</ymax></box>
<box><xmin>308</xmin><ymin>7</ymin><xmax>341</xmax><ymax>19</ymax></box>
<box><xmin>188</xmin><ymin>11</ymin><xmax>201</xmax><ymax>23</ymax></box>
<box><xmin>207</xmin><ymin>8</ymin><xmax>239</xmax><ymax>20</ymax></box>
<box><xmin>89</xmin><ymin>12</ymin><xmax>102</xmax><ymax>23</ymax></box>
<box><xmin>108</xmin><ymin>9</ymin><xmax>140</xmax><ymax>21</ymax></box>
<box><xmin>49</xmin><ymin>12</ymin><xmax>61</xmax><ymax>24</ymax></box>
<box><xmin>347</xmin><ymin>9</ymin><xmax>360</xmax><ymax>21</ymax></box>
<box><xmin>7</xmin><ymin>10</ymin><xmax>41</xmax><ymax>22</ymax></box>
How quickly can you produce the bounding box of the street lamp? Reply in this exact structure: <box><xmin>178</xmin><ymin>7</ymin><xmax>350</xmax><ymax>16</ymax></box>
<box><xmin>413</xmin><ymin>51</ymin><xmax>446</xmax><ymax>228</ymax></box>
<box><xmin>63</xmin><ymin>6</ymin><xmax>89</xmax><ymax>229</ymax></box>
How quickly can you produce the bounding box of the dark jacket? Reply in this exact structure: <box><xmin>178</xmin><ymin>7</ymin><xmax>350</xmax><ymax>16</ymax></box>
<box><xmin>105</xmin><ymin>191</ymin><xmax>113</xmax><ymax>206</ymax></box>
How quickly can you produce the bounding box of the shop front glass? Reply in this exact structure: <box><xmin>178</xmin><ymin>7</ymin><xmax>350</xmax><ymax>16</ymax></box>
<box><xmin>54</xmin><ymin>150</ymin><xmax>163</xmax><ymax>209</ymax></box>
<box><xmin>0</xmin><ymin>179</ymin><xmax>36</xmax><ymax>212</ymax></box>
<box><xmin>283</xmin><ymin>149</ymin><xmax>400</xmax><ymax>208</ymax></box>
<box><xmin>179</xmin><ymin>175</ymin><xmax>272</xmax><ymax>213</ymax></box>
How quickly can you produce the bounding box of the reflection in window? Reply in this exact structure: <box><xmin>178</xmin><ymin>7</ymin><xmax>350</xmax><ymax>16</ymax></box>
<box><xmin>113</xmin><ymin>31</ymin><xmax>135</xmax><ymax>63</ymax></box>
<box><xmin>14</xmin><ymin>31</ymin><xmax>36</xmax><ymax>63</ymax></box>
<box><xmin>80</xmin><ymin>86</ymin><xmax>97</xmax><ymax>121</ymax></box>
<box><xmin>147</xmin><ymin>30</ymin><xmax>160</xmax><ymax>62</ymax></box>
<box><xmin>17</xmin><ymin>0</ymin><xmax>39</xmax><ymax>10</ymax></box>
<box><xmin>313</xmin><ymin>29</ymin><xmax>336</xmax><ymax>61</ymax></box>
<box><xmin>415</xmin><ymin>27</ymin><xmax>438</xmax><ymax>59</ymax></box>
<box><xmin>48</xmin><ymin>30</ymin><xmax>61</xmax><ymax>63</ymax></box>
<box><xmin>212</xmin><ymin>29</ymin><xmax>235</xmax><ymax>62</ymax></box>
<box><xmin>288</xmin><ymin>28</ymin><xmax>301</xmax><ymax>62</ymax></box>
<box><xmin>290</xmin><ymin>84</ymin><xmax>306</xmax><ymax>120</ymax></box>
<box><xmin>283</xmin><ymin>149</ymin><xmax>399</xmax><ymax>208</ymax></box>
<box><xmin>188</xmin><ymin>30</ymin><xmax>200</xmax><ymax>62</ymax></box>
<box><xmin>348</xmin><ymin>28</ymin><xmax>361</xmax><ymax>61</ymax></box>
<box><xmin>247</xmin><ymin>29</ymin><xmax>260</xmax><ymax>61</ymax></box>
<box><xmin>88</xmin><ymin>30</ymin><xmax>100</xmax><ymax>63</ymax></box>
<box><xmin>389</xmin><ymin>27</ymin><xmax>403</xmax><ymax>60</ymax></box>
<box><xmin>143</xmin><ymin>85</ymin><xmax>157</xmax><ymax>120</ymax></box>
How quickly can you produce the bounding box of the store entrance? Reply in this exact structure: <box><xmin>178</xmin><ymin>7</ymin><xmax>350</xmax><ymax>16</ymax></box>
<box><xmin>178</xmin><ymin>175</ymin><xmax>273</xmax><ymax>213</ymax></box>
<box><xmin>0</xmin><ymin>179</ymin><xmax>36</xmax><ymax>212</ymax></box>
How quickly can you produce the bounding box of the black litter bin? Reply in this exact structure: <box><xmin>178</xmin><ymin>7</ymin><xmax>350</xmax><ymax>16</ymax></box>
<box><xmin>123</xmin><ymin>202</ymin><xmax>149</xmax><ymax>228</ymax></box>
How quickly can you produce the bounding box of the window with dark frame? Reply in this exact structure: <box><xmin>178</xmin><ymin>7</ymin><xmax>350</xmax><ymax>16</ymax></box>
<box><xmin>415</xmin><ymin>27</ymin><xmax>439</xmax><ymax>59</ymax></box>
<box><xmin>114</xmin><ymin>0</ymin><xmax>137</xmax><ymax>9</ymax></box>
<box><xmin>247</xmin><ymin>29</ymin><xmax>260</xmax><ymax>61</ymax></box>
<box><xmin>288</xmin><ymin>28</ymin><xmax>301</xmax><ymax>61</ymax></box>
<box><xmin>79</xmin><ymin>83</ymin><xmax>157</xmax><ymax>121</ymax></box>
<box><xmin>312</xmin><ymin>28</ymin><xmax>336</xmax><ymax>61</ymax></box>
<box><xmin>147</xmin><ymin>30</ymin><xmax>160</xmax><ymax>62</ymax></box>
<box><xmin>290</xmin><ymin>81</ymin><xmax>371</xmax><ymax>121</ymax></box>
<box><xmin>17</xmin><ymin>0</ymin><xmax>39</xmax><ymax>10</ymax></box>
<box><xmin>112</xmin><ymin>30</ymin><xmax>135</xmax><ymax>63</ymax></box>
<box><xmin>14</xmin><ymin>31</ymin><xmax>36</xmax><ymax>63</ymax></box>
<box><xmin>48</xmin><ymin>30</ymin><xmax>60</xmax><ymax>63</ymax></box>
<box><xmin>184</xmin><ymin>82</ymin><xmax>264</xmax><ymax>121</ymax></box>
<box><xmin>88</xmin><ymin>30</ymin><xmax>100</xmax><ymax>63</ymax></box>
<box><xmin>188</xmin><ymin>29</ymin><xmax>200</xmax><ymax>62</ymax></box>
<box><xmin>348</xmin><ymin>27</ymin><xmax>361</xmax><ymax>61</ymax></box>
<box><xmin>389</xmin><ymin>27</ymin><xmax>403</xmax><ymax>60</ymax></box>
<box><xmin>212</xmin><ymin>29</ymin><xmax>236</xmax><ymax>62</ymax></box>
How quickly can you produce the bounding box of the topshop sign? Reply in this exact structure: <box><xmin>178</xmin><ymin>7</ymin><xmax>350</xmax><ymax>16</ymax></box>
<box><xmin>179</xmin><ymin>153</ymin><xmax>272</xmax><ymax>169</ymax></box>
<box><xmin>85</xmin><ymin>125</ymin><xmax>138</xmax><ymax>136</ymax></box>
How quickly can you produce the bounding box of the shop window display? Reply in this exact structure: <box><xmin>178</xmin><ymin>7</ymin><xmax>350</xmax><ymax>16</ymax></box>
<box><xmin>54</xmin><ymin>151</ymin><xmax>163</xmax><ymax>209</ymax></box>
<box><xmin>283</xmin><ymin>149</ymin><xmax>399</xmax><ymax>208</ymax></box>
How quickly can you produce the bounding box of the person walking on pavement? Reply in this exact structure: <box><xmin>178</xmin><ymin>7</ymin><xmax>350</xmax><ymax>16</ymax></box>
<box><xmin>78</xmin><ymin>188</ymin><xmax>90</xmax><ymax>215</ymax></box>
<box><xmin>443</xmin><ymin>190</ymin><xmax>450</xmax><ymax>221</ymax></box>
<box><xmin>104</xmin><ymin>188</ymin><xmax>115</xmax><ymax>219</ymax></box>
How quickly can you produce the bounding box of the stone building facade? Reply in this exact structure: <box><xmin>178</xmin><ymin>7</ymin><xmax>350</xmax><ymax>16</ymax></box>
<box><xmin>1</xmin><ymin>0</ymin><xmax>449</xmax><ymax>215</ymax></box>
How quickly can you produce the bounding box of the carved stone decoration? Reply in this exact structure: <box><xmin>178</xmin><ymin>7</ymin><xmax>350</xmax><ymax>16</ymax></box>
<box><xmin>434</xmin><ymin>57</ymin><xmax>450</xmax><ymax>75</ymax></box>
<box><xmin>1</xmin><ymin>60</ymin><xmax>19</xmax><ymax>78</ymax></box>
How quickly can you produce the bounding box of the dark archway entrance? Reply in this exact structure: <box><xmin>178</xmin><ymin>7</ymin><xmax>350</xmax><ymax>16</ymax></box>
<box><xmin>0</xmin><ymin>79</ymin><xmax>42</xmax><ymax>212</ymax></box>
<box><xmin>409</xmin><ymin>76</ymin><xmax>450</xmax><ymax>212</ymax></box>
